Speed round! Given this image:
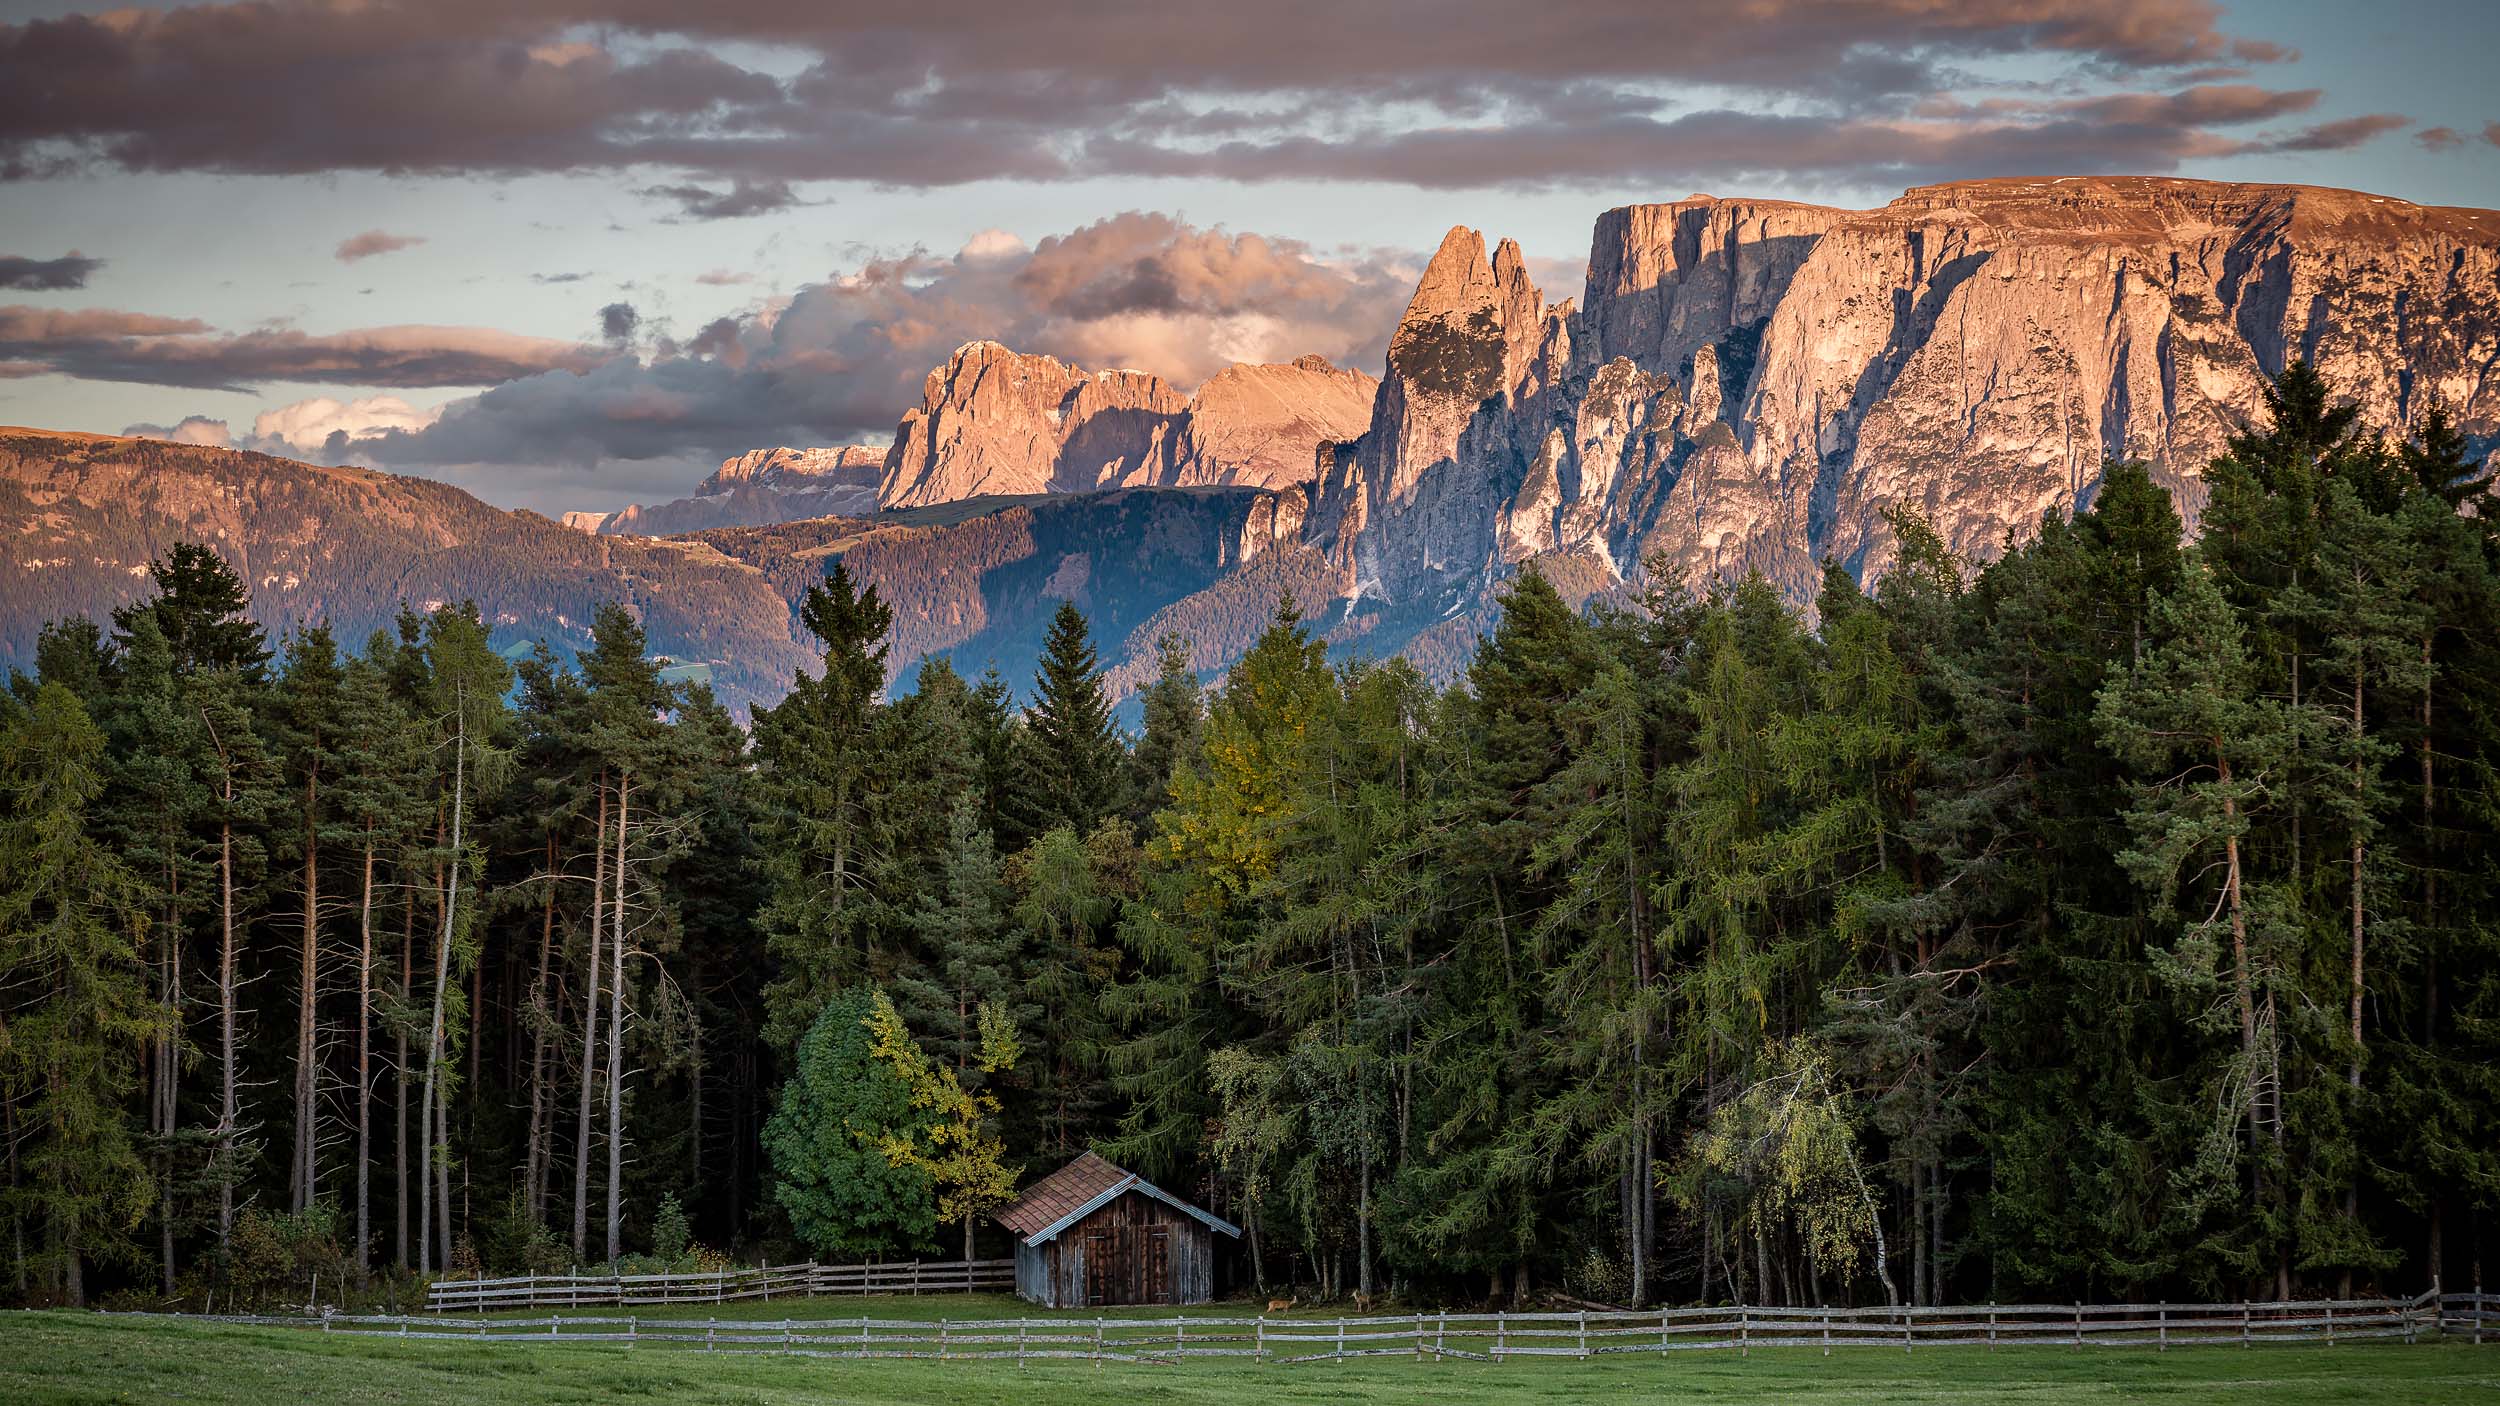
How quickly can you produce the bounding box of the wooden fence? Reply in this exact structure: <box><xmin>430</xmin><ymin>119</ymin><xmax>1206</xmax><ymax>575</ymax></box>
<box><xmin>258</xmin><ymin>1287</ymin><xmax>2491</xmax><ymax>1364</ymax></box>
<box><xmin>424</xmin><ymin>1259</ymin><xmax>1012</xmax><ymax>1312</ymax></box>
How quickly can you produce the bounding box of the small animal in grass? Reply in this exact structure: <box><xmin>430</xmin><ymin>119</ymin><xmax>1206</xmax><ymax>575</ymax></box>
<box><xmin>1265</xmin><ymin>1295</ymin><xmax>1297</xmax><ymax>1313</ymax></box>
<box><xmin>1352</xmin><ymin>1292</ymin><xmax>1378</xmax><ymax>1314</ymax></box>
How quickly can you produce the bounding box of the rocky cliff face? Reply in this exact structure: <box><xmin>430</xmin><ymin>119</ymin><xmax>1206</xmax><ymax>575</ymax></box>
<box><xmin>878</xmin><ymin>341</ymin><xmax>1375</xmax><ymax>508</ymax></box>
<box><xmin>1310</xmin><ymin>177</ymin><xmax>2500</xmax><ymax>631</ymax></box>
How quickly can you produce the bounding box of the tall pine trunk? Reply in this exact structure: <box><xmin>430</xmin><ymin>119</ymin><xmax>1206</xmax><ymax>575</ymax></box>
<box><xmin>215</xmin><ymin>812</ymin><xmax>238</xmax><ymax>1250</ymax></box>
<box><xmin>605</xmin><ymin>774</ymin><xmax>631</xmax><ymax>1262</ymax></box>
<box><xmin>395</xmin><ymin>885</ymin><xmax>411</xmax><ymax>1267</ymax></box>
<box><xmin>524</xmin><ymin>836</ymin><xmax>557</xmax><ymax>1225</ymax></box>
<box><xmin>418</xmin><ymin>683</ymin><xmax>467</xmax><ymax>1276</ymax></box>
<box><xmin>355</xmin><ymin>831</ymin><xmax>375</xmax><ymax>1278</ymax></box>
<box><xmin>292</xmin><ymin>768</ymin><xmax>321</xmax><ymax>1214</ymax></box>
<box><xmin>573</xmin><ymin>776</ymin><xmax>607</xmax><ymax>1261</ymax></box>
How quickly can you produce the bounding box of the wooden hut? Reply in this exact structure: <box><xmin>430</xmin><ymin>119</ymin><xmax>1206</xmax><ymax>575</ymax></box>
<box><xmin>994</xmin><ymin>1151</ymin><xmax>1241</xmax><ymax>1307</ymax></box>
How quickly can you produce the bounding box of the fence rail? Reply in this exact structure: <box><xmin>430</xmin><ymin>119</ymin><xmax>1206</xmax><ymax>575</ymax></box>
<box><xmin>255</xmin><ymin>1287</ymin><xmax>2491</xmax><ymax>1363</ymax></box>
<box><xmin>423</xmin><ymin>1259</ymin><xmax>1012</xmax><ymax>1312</ymax></box>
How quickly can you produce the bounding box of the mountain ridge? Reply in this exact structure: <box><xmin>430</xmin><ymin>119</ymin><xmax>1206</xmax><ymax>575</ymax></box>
<box><xmin>7</xmin><ymin>175</ymin><xmax>2495</xmax><ymax>711</ymax></box>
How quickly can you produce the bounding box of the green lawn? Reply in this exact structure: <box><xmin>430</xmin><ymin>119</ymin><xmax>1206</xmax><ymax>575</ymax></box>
<box><xmin>4</xmin><ymin>1309</ymin><xmax>2494</xmax><ymax>1405</ymax></box>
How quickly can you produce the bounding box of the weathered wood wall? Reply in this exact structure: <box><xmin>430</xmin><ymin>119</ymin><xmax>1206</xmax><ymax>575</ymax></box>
<box><xmin>1017</xmin><ymin>1189</ymin><xmax>1217</xmax><ymax>1307</ymax></box>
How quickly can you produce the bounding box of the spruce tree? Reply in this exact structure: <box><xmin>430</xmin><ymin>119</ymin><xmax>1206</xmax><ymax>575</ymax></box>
<box><xmin>755</xmin><ymin>561</ymin><xmax>897</xmax><ymax>1042</ymax></box>
<box><xmin>1026</xmin><ymin>601</ymin><xmax>1123</xmax><ymax>836</ymax></box>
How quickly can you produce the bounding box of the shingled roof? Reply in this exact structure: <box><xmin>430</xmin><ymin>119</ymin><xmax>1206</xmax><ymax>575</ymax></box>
<box><xmin>993</xmin><ymin>1151</ymin><xmax>1242</xmax><ymax>1245</ymax></box>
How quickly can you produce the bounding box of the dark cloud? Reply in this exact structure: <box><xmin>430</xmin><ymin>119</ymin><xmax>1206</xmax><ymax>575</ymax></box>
<box><xmin>0</xmin><ymin>0</ymin><xmax>2318</xmax><ymax>191</ymax></box>
<box><xmin>0</xmin><ymin>250</ymin><xmax>102</xmax><ymax>290</ymax></box>
<box><xmin>694</xmin><ymin>269</ymin><xmax>754</xmax><ymax>286</ymax></box>
<box><xmin>641</xmin><ymin>178</ymin><xmax>800</xmax><ymax>219</ymax></box>
<box><xmin>2488</xmin><ymin>122</ymin><xmax>2500</xmax><ymax>149</ymax></box>
<box><xmin>335</xmin><ymin>229</ymin><xmax>425</xmax><ymax>262</ymax></box>
<box><xmin>360</xmin><ymin>212</ymin><xmax>1409</xmax><ymax>486</ymax></box>
<box><xmin>2245</xmin><ymin>114</ymin><xmax>2411</xmax><ymax>155</ymax></box>
<box><xmin>598</xmin><ymin>301</ymin><xmax>640</xmax><ymax>344</ymax></box>
<box><xmin>0</xmin><ymin>304</ymin><xmax>606</xmax><ymax>391</ymax></box>
<box><xmin>532</xmin><ymin>271</ymin><xmax>593</xmax><ymax>284</ymax></box>
<box><xmin>2418</xmin><ymin>126</ymin><xmax>2468</xmax><ymax>153</ymax></box>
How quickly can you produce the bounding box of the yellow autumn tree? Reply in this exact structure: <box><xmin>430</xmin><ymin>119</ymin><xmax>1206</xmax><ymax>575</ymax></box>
<box><xmin>864</xmin><ymin>992</ymin><xmax>1022</xmax><ymax>1258</ymax></box>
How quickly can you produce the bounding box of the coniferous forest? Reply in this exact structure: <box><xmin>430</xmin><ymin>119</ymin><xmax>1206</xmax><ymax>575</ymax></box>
<box><xmin>4</xmin><ymin>364</ymin><xmax>2498</xmax><ymax>1312</ymax></box>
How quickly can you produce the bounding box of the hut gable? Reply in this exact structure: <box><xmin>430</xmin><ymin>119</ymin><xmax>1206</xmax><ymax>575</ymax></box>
<box><xmin>994</xmin><ymin>1152</ymin><xmax>1240</xmax><ymax>1307</ymax></box>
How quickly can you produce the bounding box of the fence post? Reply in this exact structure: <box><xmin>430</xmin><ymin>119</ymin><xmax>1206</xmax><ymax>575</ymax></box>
<box><xmin>1578</xmin><ymin>1309</ymin><xmax>1588</xmax><ymax>1360</ymax></box>
<box><xmin>1988</xmin><ymin>1302</ymin><xmax>1997</xmax><ymax>1350</ymax></box>
<box><xmin>1904</xmin><ymin>1305</ymin><xmax>1913</xmax><ymax>1354</ymax></box>
<box><xmin>552</xmin><ymin>1312</ymin><xmax>560</xmax><ymax>1339</ymax></box>
<box><xmin>2478</xmin><ymin>1277</ymin><xmax>2486</xmax><ymax>1347</ymax></box>
<box><xmin>2158</xmin><ymin>1305</ymin><xmax>2167</xmax><ymax>1352</ymax></box>
<box><xmin>1256</xmin><ymin>1315</ymin><xmax>1266</xmax><ymax>1362</ymax></box>
<box><xmin>2074</xmin><ymin>1303</ymin><xmax>2083</xmax><ymax>1349</ymax></box>
<box><xmin>1176</xmin><ymin>1314</ymin><xmax>1186</xmax><ymax>1358</ymax></box>
<box><xmin>1017</xmin><ymin>1319</ymin><xmax>1027</xmax><ymax>1369</ymax></box>
<box><xmin>2325</xmin><ymin>1302</ymin><xmax>2335</xmax><ymax>1346</ymax></box>
<box><xmin>1094</xmin><ymin>1315</ymin><xmax>1104</xmax><ymax>1369</ymax></box>
<box><xmin>782</xmin><ymin>1318</ymin><xmax>791</xmax><ymax>1353</ymax></box>
<box><xmin>1415</xmin><ymin>1311</ymin><xmax>1424</xmax><ymax>1361</ymax></box>
<box><xmin>1336</xmin><ymin>1315</ymin><xmax>1346</xmax><ymax>1363</ymax></box>
<box><xmin>1739</xmin><ymin>1303</ymin><xmax>1749</xmax><ymax>1358</ymax></box>
<box><xmin>911</xmin><ymin>1260</ymin><xmax>922</xmax><ymax>1296</ymax></box>
<box><xmin>1821</xmin><ymin>1307</ymin><xmax>1830</xmax><ymax>1357</ymax></box>
<box><xmin>939</xmin><ymin>1317</ymin><xmax>949</xmax><ymax>1359</ymax></box>
<box><xmin>1439</xmin><ymin>1311</ymin><xmax>1448</xmax><ymax>1360</ymax></box>
<box><xmin>628</xmin><ymin>1318</ymin><xmax>636</xmax><ymax>1350</ymax></box>
<box><xmin>1495</xmin><ymin>1312</ymin><xmax>1506</xmax><ymax>1362</ymax></box>
<box><xmin>2242</xmin><ymin>1300</ymin><xmax>2251</xmax><ymax>1348</ymax></box>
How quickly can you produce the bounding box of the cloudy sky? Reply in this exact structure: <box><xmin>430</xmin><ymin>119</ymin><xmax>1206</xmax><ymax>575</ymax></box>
<box><xmin>2</xmin><ymin>0</ymin><xmax>2496</xmax><ymax>515</ymax></box>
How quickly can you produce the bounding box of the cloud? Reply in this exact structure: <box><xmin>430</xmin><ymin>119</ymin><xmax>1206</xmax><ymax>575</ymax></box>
<box><xmin>532</xmin><ymin>271</ymin><xmax>593</xmax><ymax>285</ymax></box>
<box><xmin>2418</xmin><ymin>126</ymin><xmax>2467</xmax><ymax>153</ymax></box>
<box><xmin>0</xmin><ymin>1</ymin><xmax>2312</xmax><ymax>192</ymax></box>
<box><xmin>358</xmin><ymin>211</ymin><xmax>1410</xmax><ymax>493</ymax></box>
<box><xmin>0</xmin><ymin>251</ymin><xmax>102</xmax><ymax>290</ymax></box>
<box><xmin>122</xmin><ymin>414</ymin><xmax>232</xmax><ymax>447</ymax></box>
<box><xmin>2244</xmin><ymin>113</ymin><xmax>2410</xmax><ymax>155</ymax></box>
<box><xmin>335</xmin><ymin>229</ymin><xmax>426</xmax><ymax>262</ymax></box>
<box><xmin>641</xmin><ymin>178</ymin><xmax>801</xmax><ymax>220</ymax></box>
<box><xmin>2488</xmin><ymin>122</ymin><xmax>2500</xmax><ymax>149</ymax></box>
<box><xmin>598</xmin><ymin>301</ymin><xmax>640</xmax><ymax>344</ymax></box>
<box><xmin>0</xmin><ymin>304</ymin><xmax>607</xmax><ymax>391</ymax></box>
<box><xmin>694</xmin><ymin>269</ymin><xmax>754</xmax><ymax>286</ymax></box>
<box><xmin>250</xmin><ymin>393</ymin><xmax>442</xmax><ymax>453</ymax></box>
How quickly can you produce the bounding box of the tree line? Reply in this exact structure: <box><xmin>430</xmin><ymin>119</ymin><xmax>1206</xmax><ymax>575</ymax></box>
<box><xmin>0</xmin><ymin>362</ymin><xmax>2494</xmax><ymax>1311</ymax></box>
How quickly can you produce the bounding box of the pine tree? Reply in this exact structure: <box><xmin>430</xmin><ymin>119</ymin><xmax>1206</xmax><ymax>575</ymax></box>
<box><xmin>190</xmin><ymin>662</ymin><xmax>274</xmax><ymax>1252</ymax></box>
<box><xmin>1026</xmin><ymin>601</ymin><xmax>1123</xmax><ymax>835</ymax></box>
<box><xmin>110</xmin><ymin>543</ymin><xmax>272</xmax><ymax>681</ymax></box>
<box><xmin>1124</xmin><ymin>634</ymin><xmax>1203</xmax><ymax>824</ymax></box>
<box><xmin>756</xmin><ymin>561</ymin><xmax>896</xmax><ymax>1042</ymax></box>
<box><xmin>0</xmin><ymin>685</ymin><xmax>173</xmax><ymax>1303</ymax></box>
<box><xmin>270</xmin><ymin>625</ymin><xmax>345</xmax><ymax>1215</ymax></box>
<box><xmin>1014</xmin><ymin>823</ymin><xmax>1129</xmax><ymax>1159</ymax></box>
<box><xmin>329</xmin><ymin>636</ymin><xmax>422</xmax><ymax>1276</ymax></box>
<box><xmin>412</xmin><ymin>605</ymin><xmax>512</xmax><ymax>1274</ymax></box>
<box><xmin>2096</xmin><ymin>552</ymin><xmax>2298</xmax><ymax>1286</ymax></box>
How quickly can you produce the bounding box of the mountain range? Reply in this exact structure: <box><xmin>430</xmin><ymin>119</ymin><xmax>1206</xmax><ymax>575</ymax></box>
<box><xmin>7</xmin><ymin>176</ymin><xmax>2495</xmax><ymax>710</ymax></box>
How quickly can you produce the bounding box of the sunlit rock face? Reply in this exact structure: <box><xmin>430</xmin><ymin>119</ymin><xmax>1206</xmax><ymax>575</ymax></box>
<box><xmin>877</xmin><ymin>341</ymin><xmax>1375</xmax><ymax>509</ymax></box>
<box><xmin>1310</xmin><ymin>177</ymin><xmax>2500</xmax><ymax>622</ymax></box>
<box><xmin>569</xmin><ymin>446</ymin><xmax>884</xmax><ymax>536</ymax></box>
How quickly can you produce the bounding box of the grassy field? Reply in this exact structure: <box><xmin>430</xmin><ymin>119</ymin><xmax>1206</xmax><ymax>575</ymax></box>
<box><xmin>3</xmin><ymin>1307</ymin><xmax>2494</xmax><ymax>1405</ymax></box>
